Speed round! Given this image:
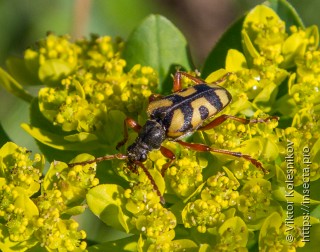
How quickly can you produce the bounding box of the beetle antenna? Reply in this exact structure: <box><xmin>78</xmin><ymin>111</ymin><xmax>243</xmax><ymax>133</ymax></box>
<box><xmin>135</xmin><ymin>161</ymin><xmax>165</xmax><ymax>204</ymax></box>
<box><xmin>68</xmin><ymin>155</ymin><xmax>165</xmax><ymax>204</ymax></box>
<box><xmin>68</xmin><ymin>153</ymin><xmax>128</xmax><ymax>167</ymax></box>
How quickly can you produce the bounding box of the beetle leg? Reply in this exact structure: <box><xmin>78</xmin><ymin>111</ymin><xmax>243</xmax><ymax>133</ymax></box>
<box><xmin>149</xmin><ymin>94</ymin><xmax>164</xmax><ymax>103</ymax></box>
<box><xmin>209</xmin><ymin>72</ymin><xmax>232</xmax><ymax>85</ymax></box>
<box><xmin>173</xmin><ymin>71</ymin><xmax>204</xmax><ymax>92</ymax></box>
<box><xmin>116</xmin><ymin>117</ymin><xmax>142</xmax><ymax>150</ymax></box>
<box><xmin>176</xmin><ymin>140</ymin><xmax>268</xmax><ymax>174</ymax></box>
<box><xmin>160</xmin><ymin>146</ymin><xmax>176</xmax><ymax>176</ymax></box>
<box><xmin>174</xmin><ymin>71</ymin><xmax>232</xmax><ymax>92</ymax></box>
<box><xmin>199</xmin><ymin>115</ymin><xmax>279</xmax><ymax>131</ymax></box>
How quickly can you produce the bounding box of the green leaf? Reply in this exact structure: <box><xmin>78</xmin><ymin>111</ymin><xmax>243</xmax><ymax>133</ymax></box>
<box><xmin>225</xmin><ymin>49</ymin><xmax>247</xmax><ymax>72</ymax></box>
<box><xmin>252</xmin><ymin>82</ymin><xmax>278</xmax><ymax>112</ymax></box>
<box><xmin>183</xmin><ymin>182</ymin><xmax>206</xmax><ymax>204</ymax></box>
<box><xmin>0</xmin><ymin>142</ymin><xmax>20</xmax><ymax>177</ymax></box>
<box><xmin>42</xmin><ymin>159</ymin><xmax>69</xmax><ymax>190</ymax></box>
<box><xmin>299</xmin><ymin>223</ymin><xmax>320</xmax><ymax>252</ymax></box>
<box><xmin>170</xmin><ymin>239</ymin><xmax>198</xmax><ymax>251</ymax></box>
<box><xmin>199</xmin><ymin>244</ymin><xmax>212</xmax><ymax>252</ymax></box>
<box><xmin>202</xmin><ymin>16</ymin><xmax>244</xmax><ymax>77</ymax></box>
<box><xmin>87</xmin><ymin>235</ymin><xmax>139</xmax><ymax>252</ymax></box>
<box><xmin>259</xmin><ymin>212</ymin><xmax>282</xmax><ymax>244</ymax></box>
<box><xmin>14</xmin><ymin>192</ymin><xmax>39</xmax><ymax>218</ymax></box>
<box><xmin>5</xmin><ymin>57</ymin><xmax>40</xmax><ymax>86</ymax></box>
<box><xmin>241</xmin><ymin>30</ymin><xmax>260</xmax><ymax>67</ymax></box>
<box><xmin>38</xmin><ymin>59</ymin><xmax>74</xmax><ymax>86</ymax></box>
<box><xmin>282</xmin><ymin>25</ymin><xmax>319</xmax><ymax>68</ymax></box>
<box><xmin>101</xmin><ymin>110</ymin><xmax>127</xmax><ymax>146</ymax></box>
<box><xmin>294</xmin><ymin>215</ymin><xmax>320</xmax><ymax>226</ymax></box>
<box><xmin>122</xmin><ymin>14</ymin><xmax>192</xmax><ymax>93</ymax></box>
<box><xmin>23</xmin><ymin>98</ymin><xmax>78</xmax><ymax>162</ymax></box>
<box><xmin>0</xmin><ymin>67</ymin><xmax>33</xmax><ymax>103</ymax></box>
<box><xmin>87</xmin><ymin>184</ymin><xmax>132</xmax><ymax>233</ymax></box>
<box><xmin>150</xmin><ymin>169</ymin><xmax>165</xmax><ymax>196</ymax></box>
<box><xmin>268</xmin><ymin>0</ymin><xmax>304</xmax><ymax>29</ymax></box>
<box><xmin>205</xmin><ymin>69</ymin><xmax>229</xmax><ymax>84</ymax></box>
<box><xmin>0</xmin><ymin>123</ymin><xmax>11</xmax><ymax>147</ymax></box>
<box><xmin>62</xmin><ymin>205</ymin><xmax>86</xmax><ymax>215</ymax></box>
<box><xmin>272</xmin><ymin>94</ymin><xmax>297</xmax><ymax>116</ymax></box>
<box><xmin>222</xmin><ymin>167</ymin><xmax>240</xmax><ymax>187</ymax></box>
<box><xmin>310</xmin><ymin>137</ymin><xmax>320</xmax><ymax>165</ymax></box>
<box><xmin>24</xmin><ymin>244</ymin><xmax>47</xmax><ymax>252</ymax></box>
<box><xmin>64</xmin><ymin>132</ymin><xmax>99</xmax><ymax>143</ymax></box>
<box><xmin>272</xmin><ymin>185</ymin><xmax>320</xmax><ymax>204</ymax></box>
<box><xmin>21</xmin><ymin>123</ymin><xmax>106</xmax><ymax>151</ymax></box>
<box><xmin>68</xmin><ymin>153</ymin><xmax>96</xmax><ymax>165</ymax></box>
<box><xmin>218</xmin><ymin>217</ymin><xmax>248</xmax><ymax>247</ymax></box>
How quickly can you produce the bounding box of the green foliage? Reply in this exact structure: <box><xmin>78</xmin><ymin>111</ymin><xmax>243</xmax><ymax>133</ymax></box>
<box><xmin>0</xmin><ymin>1</ymin><xmax>320</xmax><ymax>251</ymax></box>
<box><xmin>122</xmin><ymin>15</ymin><xmax>192</xmax><ymax>93</ymax></box>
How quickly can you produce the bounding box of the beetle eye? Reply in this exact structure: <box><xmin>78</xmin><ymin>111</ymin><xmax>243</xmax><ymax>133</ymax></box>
<box><xmin>140</xmin><ymin>153</ymin><xmax>147</xmax><ymax>162</ymax></box>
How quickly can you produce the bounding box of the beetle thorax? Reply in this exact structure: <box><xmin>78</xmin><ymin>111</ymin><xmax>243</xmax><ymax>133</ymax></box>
<box><xmin>127</xmin><ymin>119</ymin><xmax>166</xmax><ymax>163</ymax></box>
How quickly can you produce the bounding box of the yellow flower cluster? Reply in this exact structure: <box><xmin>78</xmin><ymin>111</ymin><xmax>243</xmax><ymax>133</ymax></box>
<box><xmin>0</xmin><ymin>143</ymin><xmax>94</xmax><ymax>251</ymax></box>
<box><xmin>27</xmin><ymin>34</ymin><xmax>158</xmax><ymax>137</ymax></box>
<box><xmin>34</xmin><ymin>189</ymin><xmax>87</xmax><ymax>251</ymax></box>
<box><xmin>3</xmin><ymin>3</ymin><xmax>318</xmax><ymax>251</ymax></box>
<box><xmin>164</xmin><ymin>143</ymin><xmax>205</xmax><ymax>198</ymax></box>
<box><xmin>244</xmin><ymin>9</ymin><xmax>286</xmax><ymax>65</ymax></box>
<box><xmin>123</xmin><ymin>165</ymin><xmax>177</xmax><ymax>249</ymax></box>
<box><xmin>182</xmin><ymin>171</ymin><xmax>239</xmax><ymax>233</ymax></box>
<box><xmin>237</xmin><ymin>178</ymin><xmax>281</xmax><ymax>224</ymax></box>
<box><xmin>259</xmin><ymin>213</ymin><xmax>305</xmax><ymax>251</ymax></box>
<box><xmin>24</xmin><ymin>34</ymin><xmax>79</xmax><ymax>69</ymax></box>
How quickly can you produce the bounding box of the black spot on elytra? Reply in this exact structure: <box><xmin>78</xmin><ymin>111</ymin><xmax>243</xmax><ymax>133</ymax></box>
<box><xmin>199</xmin><ymin>106</ymin><xmax>209</xmax><ymax>120</ymax></box>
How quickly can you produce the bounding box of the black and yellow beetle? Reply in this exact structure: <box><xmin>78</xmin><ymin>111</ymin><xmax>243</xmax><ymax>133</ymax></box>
<box><xmin>70</xmin><ymin>71</ymin><xmax>277</xmax><ymax>203</ymax></box>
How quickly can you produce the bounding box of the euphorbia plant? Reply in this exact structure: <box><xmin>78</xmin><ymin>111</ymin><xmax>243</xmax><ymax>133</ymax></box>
<box><xmin>0</xmin><ymin>1</ymin><xmax>319</xmax><ymax>251</ymax></box>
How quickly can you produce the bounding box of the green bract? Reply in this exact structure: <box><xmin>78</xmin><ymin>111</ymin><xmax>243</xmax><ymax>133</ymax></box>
<box><xmin>0</xmin><ymin>1</ymin><xmax>320</xmax><ymax>251</ymax></box>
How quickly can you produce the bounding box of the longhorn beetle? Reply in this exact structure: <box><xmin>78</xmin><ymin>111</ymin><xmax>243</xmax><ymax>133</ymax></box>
<box><xmin>69</xmin><ymin>71</ymin><xmax>278</xmax><ymax>204</ymax></box>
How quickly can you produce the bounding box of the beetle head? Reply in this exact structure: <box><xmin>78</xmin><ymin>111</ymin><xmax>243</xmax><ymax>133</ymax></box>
<box><xmin>126</xmin><ymin>120</ymin><xmax>166</xmax><ymax>163</ymax></box>
<box><xmin>127</xmin><ymin>142</ymin><xmax>149</xmax><ymax>163</ymax></box>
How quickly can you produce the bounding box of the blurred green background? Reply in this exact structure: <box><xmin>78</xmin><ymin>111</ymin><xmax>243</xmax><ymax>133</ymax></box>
<box><xmin>0</xmin><ymin>0</ymin><xmax>318</xmax><ymax>243</ymax></box>
<box><xmin>0</xmin><ymin>0</ymin><xmax>318</xmax><ymax>152</ymax></box>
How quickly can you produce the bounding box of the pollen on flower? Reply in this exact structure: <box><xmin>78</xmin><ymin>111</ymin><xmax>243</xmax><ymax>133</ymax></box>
<box><xmin>228</xmin><ymin>73</ymin><xmax>238</xmax><ymax>82</ymax></box>
<box><xmin>226</xmin><ymin>122</ymin><xmax>236</xmax><ymax>131</ymax></box>
<box><xmin>197</xmin><ymin>225</ymin><xmax>207</xmax><ymax>233</ymax></box>
<box><xmin>124</xmin><ymin>189</ymin><xmax>132</xmax><ymax>199</ymax></box>
<box><xmin>290</xmin><ymin>25</ymin><xmax>298</xmax><ymax>33</ymax></box>
<box><xmin>253</xmin><ymin>56</ymin><xmax>265</xmax><ymax>66</ymax></box>
<box><xmin>237</xmin><ymin>124</ymin><xmax>246</xmax><ymax>133</ymax></box>
<box><xmin>217</xmin><ymin>134</ymin><xmax>224</xmax><ymax>144</ymax></box>
<box><xmin>56</xmin><ymin>113</ymin><xmax>65</xmax><ymax>124</ymax></box>
<box><xmin>91</xmin><ymin>178</ymin><xmax>99</xmax><ymax>186</ymax></box>
<box><xmin>121</xmin><ymin>93</ymin><xmax>129</xmax><ymax>102</ymax></box>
